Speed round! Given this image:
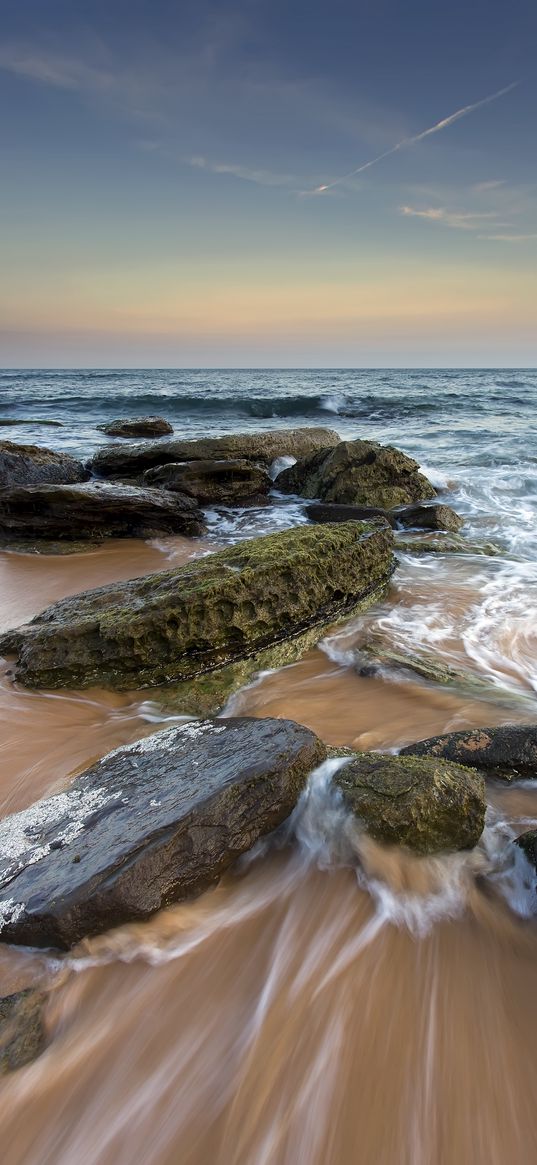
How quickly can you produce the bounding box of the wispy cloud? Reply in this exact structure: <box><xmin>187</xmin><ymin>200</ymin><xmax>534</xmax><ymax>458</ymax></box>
<box><xmin>472</xmin><ymin>179</ymin><xmax>506</xmax><ymax>193</ymax></box>
<box><xmin>478</xmin><ymin>232</ymin><xmax>537</xmax><ymax>242</ymax></box>
<box><xmin>311</xmin><ymin>82</ymin><xmax>519</xmax><ymax>194</ymax></box>
<box><xmin>400</xmin><ymin>205</ymin><xmax>502</xmax><ymax>230</ymax></box>
<box><xmin>187</xmin><ymin>156</ymin><xmax>298</xmax><ymax>188</ymax></box>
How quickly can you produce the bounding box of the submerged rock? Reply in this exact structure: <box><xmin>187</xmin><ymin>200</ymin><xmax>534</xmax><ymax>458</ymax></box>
<box><xmin>98</xmin><ymin>416</ymin><xmax>173</xmax><ymax>438</ymax></box>
<box><xmin>0</xmin><ymin>482</ymin><xmax>206</xmax><ymax>543</ymax></box>
<box><xmin>394</xmin><ymin>533</ymin><xmax>502</xmax><ymax>556</ymax></box>
<box><xmin>354</xmin><ymin>645</ymin><xmax>533</xmax><ymax>709</ymax></box>
<box><xmin>144</xmin><ymin>459</ymin><xmax>271</xmax><ymax>505</ymax></box>
<box><xmin>0</xmin><ymin>521</ymin><xmax>394</xmax><ymax>690</ymax></box>
<box><xmin>515</xmin><ymin>830</ymin><xmax>537</xmax><ymax>871</ymax></box>
<box><xmin>0</xmin><ymin>717</ymin><xmax>326</xmax><ymax>949</ymax></box>
<box><xmin>401</xmin><ymin>725</ymin><xmax>537</xmax><ymax>782</ymax></box>
<box><xmin>89</xmin><ymin>427</ymin><xmax>340</xmax><ymax>478</ymax></box>
<box><xmin>334</xmin><ymin>753</ymin><xmax>486</xmax><ymax>854</ymax></box>
<box><xmin>0</xmin><ymin>990</ymin><xmax>47</xmax><ymax>1073</ymax></box>
<box><xmin>276</xmin><ymin>439</ymin><xmax>436</xmax><ymax>509</ymax></box>
<box><xmin>0</xmin><ymin>419</ymin><xmax>63</xmax><ymax>428</ymax></box>
<box><xmin>0</xmin><ymin>440</ymin><xmax>88</xmax><ymax>489</ymax></box>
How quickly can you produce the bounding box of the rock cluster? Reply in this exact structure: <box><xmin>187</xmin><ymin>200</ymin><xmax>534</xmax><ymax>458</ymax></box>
<box><xmin>276</xmin><ymin>439</ymin><xmax>436</xmax><ymax>508</ymax></box>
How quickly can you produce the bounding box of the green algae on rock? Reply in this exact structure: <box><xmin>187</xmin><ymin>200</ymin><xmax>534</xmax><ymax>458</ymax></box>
<box><xmin>0</xmin><ymin>520</ymin><xmax>395</xmax><ymax>691</ymax></box>
<box><xmin>334</xmin><ymin>752</ymin><xmax>486</xmax><ymax>854</ymax></box>
<box><xmin>90</xmin><ymin>426</ymin><xmax>340</xmax><ymax>478</ymax></box>
<box><xmin>276</xmin><ymin>439</ymin><xmax>436</xmax><ymax>508</ymax></box>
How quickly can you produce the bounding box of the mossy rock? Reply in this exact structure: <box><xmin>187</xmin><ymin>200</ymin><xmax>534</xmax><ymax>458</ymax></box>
<box><xmin>0</xmin><ymin>520</ymin><xmax>395</xmax><ymax>691</ymax></box>
<box><xmin>334</xmin><ymin>752</ymin><xmax>486</xmax><ymax>854</ymax></box>
<box><xmin>276</xmin><ymin>439</ymin><xmax>436</xmax><ymax>509</ymax></box>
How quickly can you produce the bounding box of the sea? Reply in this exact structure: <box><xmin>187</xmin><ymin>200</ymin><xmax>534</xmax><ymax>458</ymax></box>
<box><xmin>1</xmin><ymin>367</ymin><xmax>537</xmax><ymax>1164</ymax></box>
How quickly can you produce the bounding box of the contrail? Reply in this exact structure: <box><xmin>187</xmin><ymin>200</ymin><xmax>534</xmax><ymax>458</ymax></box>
<box><xmin>312</xmin><ymin>82</ymin><xmax>519</xmax><ymax>193</ymax></box>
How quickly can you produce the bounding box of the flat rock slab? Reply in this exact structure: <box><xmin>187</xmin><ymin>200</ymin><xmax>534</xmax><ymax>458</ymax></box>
<box><xmin>0</xmin><ymin>717</ymin><xmax>326</xmax><ymax>949</ymax></box>
<box><xmin>276</xmin><ymin>439</ymin><xmax>436</xmax><ymax>509</ymax></box>
<box><xmin>0</xmin><ymin>481</ymin><xmax>206</xmax><ymax>542</ymax></box>
<box><xmin>90</xmin><ymin>427</ymin><xmax>340</xmax><ymax>478</ymax></box>
<box><xmin>401</xmin><ymin>725</ymin><xmax>537</xmax><ymax>781</ymax></box>
<box><xmin>144</xmin><ymin>459</ymin><xmax>272</xmax><ymax>504</ymax></box>
<box><xmin>334</xmin><ymin>753</ymin><xmax>486</xmax><ymax>853</ymax></box>
<box><xmin>0</xmin><ymin>521</ymin><xmax>394</xmax><ymax>689</ymax></box>
<box><xmin>0</xmin><ymin>440</ymin><xmax>88</xmax><ymax>489</ymax></box>
<box><xmin>98</xmin><ymin>416</ymin><xmax>173</xmax><ymax>438</ymax></box>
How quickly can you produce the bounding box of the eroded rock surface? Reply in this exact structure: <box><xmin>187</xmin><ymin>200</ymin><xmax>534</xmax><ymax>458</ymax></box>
<box><xmin>0</xmin><ymin>521</ymin><xmax>394</xmax><ymax>689</ymax></box>
<box><xmin>0</xmin><ymin>481</ymin><xmax>206</xmax><ymax>543</ymax></box>
<box><xmin>334</xmin><ymin>753</ymin><xmax>486</xmax><ymax>853</ymax></box>
<box><xmin>0</xmin><ymin>440</ymin><xmax>88</xmax><ymax>489</ymax></box>
<box><xmin>401</xmin><ymin>725</ymin><xmax>537</xmax><ymax>781</ymax></box>
<box><xmin>90</xmin><ymin>427</ymin><xmax>340</xmax><ymax>478</ymax></box>
<box><xmin>0</xmin><ymin>717</ymin><xmax>326</xmax><ymax>949</ymax></box>
<box><xmin>144</xmin><ymin>459</ymin><xmax>271</xmax><ymax>504</ymax></box>
<box><xmin>276</xmin><ymin>439</ymin><xmax>436</xmax><ymax>509</ymax></box>
<box><xmin>98</xmin><ymin>416</ymin><xmax>173</xmax><ymax>438</ymax></box>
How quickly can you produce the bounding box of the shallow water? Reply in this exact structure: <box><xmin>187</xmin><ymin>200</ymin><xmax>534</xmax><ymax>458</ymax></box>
<box><xmin>1</xmin><ymin>370</ymin><xmax>537</xmax><ymax>1161</ymax></box>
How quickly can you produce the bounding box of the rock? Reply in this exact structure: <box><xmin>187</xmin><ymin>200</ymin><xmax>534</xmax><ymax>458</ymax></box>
<box><xmin>89</xmin><ymin>427</ymin><xmax>340</xmax><ymax>479</ymax></box>
<box><xmin>276</xmin><ymin>439</ymin><xmax>436</xmax><ymax>509</ymax></box>
<box><xmin>0</xmin><ymin>482</ymin><xmax>206</xmax><ymax>543</ymax></box>
<box><xmin>515</xmin><ymin>830</ymin><xmax>537</xmax><ymax>869</ymax></box>
<box><xmin>98</xmin><ymin>416</ymin><xmax>174</xmax><ymax>438</ymax></box>
<box><xmin>401</xmin><ymin>725</ymin><xmax>537</xmax><ymax>782</ymax></box>
<box><xmin>334</xmin><ymin>753</ymin><xmax>486</xmax><ymax>854</ymax></box>
<box><xmin>0</xmin><ymin>521</ymin><xmax>394</xmax><ymax>690</ymax></box>
<box><xmin>305</xmin><ymin>502</ymin><xmax>397</xmax><ymax>526</ymax></box>
<box><xmin>354</xmin><ymin>645</ymin><xmax>534</xmax><ymax>709</ymax></box>
<box><xmin>0</xmin><ymin>990</ymin><xmax>47</xmax><ymax>1073</ymax></box>
<box><xmin>305</xmin><ymin>500</ymin><xmax>462</xmax><ymax>533</ymax></box>
<box><xmin>392</xmin><ymin>502</ymin><xmax>463</xmax><ymax>533</ymax></box>
<box><xmin>0</xmin><ymin>717</ymin><xmax>326</xmax><ymax>949</ymax></box>
<box><xmin>0</xmin><ymin>419</ymin><xmax>63</xmax><ymax>428</ymax></box>
<box><xmin>394</xmin><ymin>534</ymin><xmax>502</xmax><ymax>556</ymax></box>
<box><xmin>144</xmin><ymin>459</ymin><xmax>272</xmax><ymax>505</ymax></box>
<box><xmin>0</xmin><ymin>440</ymin><xmax>88</xmax><ymax>489</ymax></box>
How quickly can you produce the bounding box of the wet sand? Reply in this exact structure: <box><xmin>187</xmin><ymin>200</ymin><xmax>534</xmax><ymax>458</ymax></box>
<box><xmin>1</xmin><ymin>537</ymin><xmax>537</xmax><ymax>1164</ymax></box>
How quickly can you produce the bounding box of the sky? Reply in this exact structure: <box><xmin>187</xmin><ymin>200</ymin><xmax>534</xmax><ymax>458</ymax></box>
<box><xmin>0</xmin><ymin>0</ymin><xmax>536</xmax><ymax>367</ymax></box>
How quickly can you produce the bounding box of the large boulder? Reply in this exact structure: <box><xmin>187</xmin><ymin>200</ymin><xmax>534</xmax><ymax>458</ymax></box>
<box><xmin>144</xmin><ymin>459</ymin><xmax>271</xmax><ymax>505</ymax></box>
<box><xmin>0</xmin><ymin>521</ymin><xmax>394</xmax><ymax>690</ymax></box>
<box><xmin>0</xmin><ymin>482</ymin><xmax>206</xmax><ymax>543</ymax></box>
<box><xmin>401</xmin><ymin>725</ymin><xmax>537</xmax><ymax>782</ymax></box>
<box><xmin>0</xmin><ymin>440</ymin><xmax>88</xmax><ymax>488</ymax></box>
<box><xmin>89</xmin><ymin>427</ymin><xmax>340</xmax><ymax>478</ymax></box>
<box><xmin>0</xmin><ymin>717</ymin><xmax>326</xmax><ymax>949</ymax></box>
<box><xmin>276</xmin><ymin>439</ymin><xmax>436</xmax><ymax>508</ymax></box>
<box><xmin>334</xmin><ymin>753</ymin><xmax>486</xmax><ymax>854</ymax></box>
<box><xmin>98</xmin><ymin>416</ymin><xmax>173</xmax><ymax>438</ymax></box>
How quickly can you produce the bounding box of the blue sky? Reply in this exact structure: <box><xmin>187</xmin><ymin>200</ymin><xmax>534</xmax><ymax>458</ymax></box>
<box><xmin>1</xmin><ymin>0</ymin><xmax>536</xmax><ymax>366</ymax></box>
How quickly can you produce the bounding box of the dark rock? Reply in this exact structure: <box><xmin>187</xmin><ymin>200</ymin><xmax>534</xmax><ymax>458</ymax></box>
<box><xmin>144</xmin><ymin>459</ymin><xmax>272</xmax><ymax>505</ymax></box>
<box><xmin>401</xmin><ymin>725</ymin><xmax>537</xmax><ymax>782</ymax></box>
<box><xmin>392</xmin><ymin>502</ymin><xmax>464</xmax><ymax>533</ymax></box>
<box><xmin>515</xmin><ymin>830</ymin><xmax>537</xmax><ymax>869</ymax></box>
<box><xmin>0</xmin><ymin>521</ymin><xmax>394</xmax><ymax>690</ymax></box>
<box><xmin>0</xmin><ymin>419</ymin><xmax>63</xmax><ymax>428</ymax></box>
<box><xmin>305</xmin><ymin>502</ymin><xmax>396</xmax><ymax>526</ymax></box>
<box><xmin>276</xmin><ymin>439</ymin><xmax>436</xmax><ymax>509</ymax></box>
<box><xmin>0</xmin><ymin>440</ymin><xmax>88</xmax><ymax>489</ymax></box>
<box><xmin>0</xmin><ymin>717</ymin><xmax>326</xmax><ymax>949</ymax></box>
<box><xmin>334</xmin><ymin>752</ymin><xmax>486</xmax><ymax>854</ymax></box>
<box><xmin>394</xmin><ymin>534</ymin><xmax>502</xmax><ymax>556</ymax></box>
<box><xmin>0</xmin><ymin>990</ymin><xmax>47</xmax><ymax>1073</ymax></box>
<box><xmin>0</xmin><ymin>482</ymin><xmax>206</xmax><ymax>543</ymax></box>
<box><xmin>89</xmin><ymin>427</ymin><xmax>340</xmax><ymax>478</ymax></box>
<box><xmin>98</xmin><ymin>416</ymin><xmax>174</xmax><ymax>438</ymax></box>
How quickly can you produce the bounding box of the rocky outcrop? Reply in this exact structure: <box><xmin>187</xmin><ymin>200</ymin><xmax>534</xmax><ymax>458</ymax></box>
<box><xmin>0</xmin><ymin>717</ymin><xmax>326</xmax><ymax>949</ymax></box>
<box><xmin>89</xmin><ymin>427</ymin><xmax>340</xmax><ymax>478</ymax></box>
<box><xmin>0</xmin><ymin>482</ymin><xmax>206</xmax><ymax>543</ymax></box>
<box><xmin>0</xmin><ymin>440</ymin><xmax>88</xmax><ymax>488</ymax></box>
<box><xmin>144</xmin><ymin>459</ymin><xmax>272</xmax><ymax>505</ymax></box>
<box><xmin>276</xmin><ymin>440</ymin><xmax>436</xmax><ymax>509</ymax></box>
<box><xmin>98</xmin><ymin>416</ymin><xmax>173</xmax><ymax>438</ymax></box>
<box><xmin>0</xmin><ymin>990</ymin><xmax>47</xmax><ymax>1073</ymax></box>
<box><xmin>305</xmin><ymin>500</ymin><xmax>462</xmax><ymax>532</ymax></box>
<box><xmin>0</xmin><ymin>521</ymin><xmax>394</xmax><ymax>690</ymax></box>
<box><xmin>334</xmin><ymin>753</ymin><xmax>486</xmax><ymax>854</ymax></box>
<box><xmin>401</xmin><ymin>725</ymin><xmax>537</xmax><ymax>782</ymax></box>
